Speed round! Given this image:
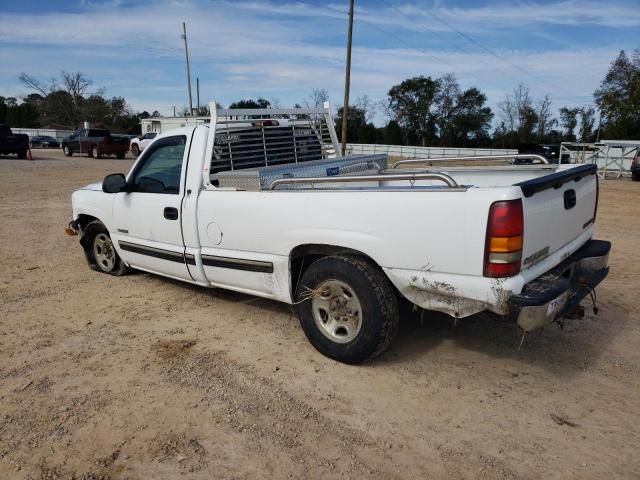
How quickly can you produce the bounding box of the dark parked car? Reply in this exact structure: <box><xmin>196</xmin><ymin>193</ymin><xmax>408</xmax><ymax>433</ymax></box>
<box><xmin>0</xmin><ymin>124</ymin><xmax>29</xmax><ymax>158</ymax></box>
<box><xmin>632</xmin><ymin>155</ymin><xmax>640</xmax><ymax>181</ymax></box>
<box><xmin>518</xmin><ymin>143</ymin><xmax>570</xmax><ymax>164</ymax></box>
<box><xmin>61</xmin><ymin>128</ymin><xmax>129</xmax><ymax>159</ymax></box>
<box><xmin>29</xmin><ymin>135</ymin><xmax>60</xmax><ymax>148</ymax></box>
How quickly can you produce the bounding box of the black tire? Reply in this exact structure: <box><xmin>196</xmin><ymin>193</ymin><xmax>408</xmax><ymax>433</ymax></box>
<box><xmin>81</xmin><ymin>221</ymin><xmax>129</xmax><ymax>276</ymax></box>
<box><xmin>17</xmin><ymin>150</ymin><xmax>27</xmax><ymax>159</ymax></box>
<box><xmin>91</xmin><ymin>145</ymin><xmax>101</xmax><ymax>159</ymax></box>
<box><xmin>295</xmin><ymin>255</ymin><xmax>399</xmax><ymax>364</ymax></box>
<box><xmin>116</xmin><ymin>153</ymin><xmax>125</xmax><ymax>160</ymax></box>
<box><xmin>633</xmin><ymin>173</ymin><xmax>639</xmax><ymax>182</ymax></box>
<box><xmin>63</xmin><ymin>145</ymin><xmax>72</xmax><ymax>157</ymax></box>
<box><xmin>131</xmin><ymin>144</ymin><xmax>139</xmax><ymax>157</ymax></box>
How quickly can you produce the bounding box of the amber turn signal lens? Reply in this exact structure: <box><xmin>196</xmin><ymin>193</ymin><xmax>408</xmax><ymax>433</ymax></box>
<box><xmin>489</xmin><ymin>235</ymin><xmax>523</xmax><ymax>253</ymax></box>
<box><xmin>64</xmin><ymin>227</ymin><xmax>78</xmax><ymax>237</ymax></box>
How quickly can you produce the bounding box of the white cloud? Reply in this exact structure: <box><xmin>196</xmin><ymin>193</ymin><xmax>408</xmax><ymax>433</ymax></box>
<box><xmin>0</xmin><ymin>0</ymin><xmax>635</xmax><ymax>125</ymax></box>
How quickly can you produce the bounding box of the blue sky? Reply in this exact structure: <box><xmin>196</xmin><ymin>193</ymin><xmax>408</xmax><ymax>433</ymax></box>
<box><xmin>0</xmin><ymin>0</ymin><xmax>638</xmax><ymax>125</ymax></box>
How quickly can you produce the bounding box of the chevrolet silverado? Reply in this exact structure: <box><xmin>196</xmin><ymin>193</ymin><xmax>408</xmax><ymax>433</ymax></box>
<box><xmin>66</xmin><ymin>103</ymin><xmax>611</xmax><ymax>363</ymax></box>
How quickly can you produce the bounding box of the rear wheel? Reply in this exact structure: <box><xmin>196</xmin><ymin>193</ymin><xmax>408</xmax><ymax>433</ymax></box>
<box><xmin>17</xmin><ymin>150</ymin><xmax>27</xmax><ymax>159</ymax></box>
<box><xmin>116</xmin><ymin>152</ymin><xmax>125</xmax><ymax>159</ymax></box>
<box><xmin>295</xmin><ymin>255</ymin><xmax>399</xmax><ymax>364</ymax></box>
<box><xmin>63</xmin><ymin>145</ymin><xmax>72</xmax><ymax>157</ymax></box>
<box><xmin>82</xmin><ymin>221</ymin><xmax>129</xmax><ymax>276</ymax></box>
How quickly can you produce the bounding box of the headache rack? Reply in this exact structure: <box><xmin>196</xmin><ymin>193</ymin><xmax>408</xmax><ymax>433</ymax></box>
<box><xmin>204</xmin><ymin>101</ymin><xmax>341</xmax><ymax>186</ymax></box>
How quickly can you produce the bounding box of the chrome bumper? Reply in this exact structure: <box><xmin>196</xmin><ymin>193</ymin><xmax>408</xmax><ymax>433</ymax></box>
<box><xmin>509</xmin><ymin>239</ymin><xmax>611</xmax><ymax>331</ymax></box>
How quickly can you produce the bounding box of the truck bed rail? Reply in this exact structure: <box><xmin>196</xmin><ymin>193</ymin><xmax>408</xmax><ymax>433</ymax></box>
<box><xmin>268</xmin><ymin>171</ymin><xmax>460</xmax><ymax>190</ymax></box>
<box><xmin>391</xmin><ymin>154</ymin><xmax>549</xmax><ymax>168</ymax></box>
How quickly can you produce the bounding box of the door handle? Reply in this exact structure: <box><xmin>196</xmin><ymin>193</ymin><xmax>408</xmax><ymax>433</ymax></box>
<box><xmin>164</xmin><ymin>207</ymin><xmax>179</xmax><ymax>220</ymax></box>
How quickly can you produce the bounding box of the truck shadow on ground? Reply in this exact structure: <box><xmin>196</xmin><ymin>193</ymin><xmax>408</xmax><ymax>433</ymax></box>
<box><xmin>143</xmin><ymin>273</ymin><xmax>623</xmax><ymax>378</ymax></box>
<box><xmin>381</xmin><ymin>301</ymin><xmax>626</xmax><ymax>377</ymax></box>
<box><xmin>0</xmin><ymin>153</ymin><xmax>59</xmax><ymax>161</ymax></box>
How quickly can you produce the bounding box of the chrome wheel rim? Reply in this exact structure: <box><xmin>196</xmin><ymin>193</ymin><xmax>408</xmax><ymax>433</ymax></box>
<box><xmin>64</xmin><ymin>146</ymin><xmax>69</xmax><ymax>155</ymax></box>
<box><xmin>311</xmin><ymin>279</ymin><xmax>362</xmax><ymax>344</ymax></box>
<box><xmin>93</xmin><ymin>233</ymin><xmax>115</xmax><ymax>271</ymax></box>
<box><xmin>93</xmin><ymin>147</ymin><xmax>99</xmax><ymax>157</ymax></box>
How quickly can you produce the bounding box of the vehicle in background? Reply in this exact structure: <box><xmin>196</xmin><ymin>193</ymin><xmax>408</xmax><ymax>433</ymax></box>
<box><xmin>0</xmin><ymin>124</ymin><xmax>29</xmax><ymax>158</ymax></box>
<box><xmin>632</xmin><ymin>155</ymin><xmax>640</xmax><ymax>181</ymax></box>
<box><xmin>61</xmin><ymin>128</ymin><xmax>129</xmax><ymax>159</ymax></box>
<box><xmin>29</xmin><ymin>135</ymin><xmax>60</xmax><ymax>149</ymax></box>
<box><xmin>130</xmin><ymin>132</ymin><xmax>158</xmax><ymax>157</ymax></box>
<box><xmin>518</xmin><ymin>143</ymin><xmax>569</xmax><ymax>164</ymax></box>
<box><xmin>67</xmin><ymin>102</ymin><xmax>610</xmax><ymax>364</ymax></box>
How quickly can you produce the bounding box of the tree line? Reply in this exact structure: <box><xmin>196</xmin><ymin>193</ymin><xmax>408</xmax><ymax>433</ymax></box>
<box><xmin>2</xmin><ymin>49</ymin><xmax>638</xmax><ymax>147</ymax></box>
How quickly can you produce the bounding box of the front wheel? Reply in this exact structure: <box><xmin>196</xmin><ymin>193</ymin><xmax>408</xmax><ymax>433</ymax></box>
<box><xmin>295</xmin><ymin>255</ymin><xmax>399</xmax><ymax>364</ymax></box>
<box><xmin>83</xmin><ymin>221</ymin><xmax>129</xmax><ymax>276</ymax></box>
<box><xmin>131</xmin><ymin>144</ymin><xmax>139</xmax><ymax>157</ymax></box>
<box><xmin>633</xmin><ymin>173</ymin><xmax>639</xmax><ymax>182</ymax></box>
<box><xmin>63</xmin><ymin>145</ymin><xmax>72</xmax><ymax>157</ymax></box>
<box><xmin>92</xmin><ymin>146</ymin><xmax>101</xmax><ymax>159</ymax></box>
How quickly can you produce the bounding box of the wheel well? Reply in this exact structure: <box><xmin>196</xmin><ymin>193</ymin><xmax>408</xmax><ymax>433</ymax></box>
<box><xmin>289</xmin><ymin>244</ymin><xmax>381</xmax><ymax>298</ymax></box>
<box><xmin>76</xmin><ymin>214</ymin><xmax>98</xmax><ymax>231</ymax></box>
<box><xmin>75</xmin><ymin>215</ymin><xmax>100</xmax><ymax>249</ymax></box>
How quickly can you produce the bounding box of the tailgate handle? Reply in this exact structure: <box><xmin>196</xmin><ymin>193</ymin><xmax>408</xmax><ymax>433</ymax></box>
<box><xmin>564</xmin><ymin>189</ymin><xmax>576</xmax><ymax>210</ymax></box>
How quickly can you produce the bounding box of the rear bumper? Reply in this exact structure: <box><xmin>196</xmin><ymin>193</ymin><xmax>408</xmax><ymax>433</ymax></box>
<box><xmin>508</xmin><ymin>239</ymin><xmax>610</xmax><ymax>331</ymax></box>
<box><xmin>103</xmin><ymin>146</ymin><xmax>129</xmax><ymax>154</ymax></box>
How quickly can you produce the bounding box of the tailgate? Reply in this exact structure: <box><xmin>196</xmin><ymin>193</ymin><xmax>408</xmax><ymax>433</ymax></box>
<box><xmin>517</xmin><ymin>164</ymin><xmax>597</xmax><ymax>271</ymax></box>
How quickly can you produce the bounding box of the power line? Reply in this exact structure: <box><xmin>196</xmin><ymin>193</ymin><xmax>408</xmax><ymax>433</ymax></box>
<box><xmin>416</xmin><ymin>7</ymin><xmax>588</xmax><ymax>100</ymax></box>
<box><xmin>268</xmin><ymin>1</ymin><xmax>595</xmax><ymax>105</ymax></box>
<box><xmin>296</xmin><ymin>0</ymin><xmax>461</xmax><ymax>70</ymax></box>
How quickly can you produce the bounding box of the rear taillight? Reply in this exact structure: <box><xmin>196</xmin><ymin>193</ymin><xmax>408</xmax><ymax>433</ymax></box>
<box><xmin>484</xmin><ymin>199</ymin><xmax>523</xmax><ymax>278</ymax></box>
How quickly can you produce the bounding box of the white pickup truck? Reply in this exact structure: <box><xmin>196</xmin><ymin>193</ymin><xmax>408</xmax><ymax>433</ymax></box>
<box><xmin>66</xmin><ymin>103</ymin><xmax>610</xmax><ymax>363</ymax></box>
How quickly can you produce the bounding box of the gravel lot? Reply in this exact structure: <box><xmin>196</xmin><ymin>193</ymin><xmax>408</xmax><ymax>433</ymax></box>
<box><xmin>1</xmin><ymin>150</ymin><xmax>639</xmax><ymax>479</ymax></box>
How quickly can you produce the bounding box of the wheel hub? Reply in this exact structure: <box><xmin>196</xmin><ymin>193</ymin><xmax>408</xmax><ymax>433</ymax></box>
<box><xmin>311</xmin><ymin>280</ymin><xmax>362</xmax><ymax>343</ymax></box>
<box><xmin>93</xmin><ymin>233</ymin><xmax>115</xmax><ymax>271</ymax></box>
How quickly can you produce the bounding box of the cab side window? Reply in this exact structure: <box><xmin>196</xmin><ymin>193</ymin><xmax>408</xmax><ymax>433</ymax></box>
<box><xmin>132</xmin><ymin>136</ymin><xmax>186</xmax><ymax>194</ymax></box>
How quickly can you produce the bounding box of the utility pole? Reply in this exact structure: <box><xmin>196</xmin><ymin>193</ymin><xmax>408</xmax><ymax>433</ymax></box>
<box><xmin>196</xmin><ymin>77</ymin><xmax>200</xmax><ymax>116</ymax></box>
<box><xmin>181</xmin><ymin>22</ymin><xmax>194</xmax><ymax>116</ymax></box>
<box><xmin>340</xmin><ymin>0</ymin><xmax>354</xmax><ymax>156</ymax></box>
<box><xmin>173</xmin><ymin>105</ymin><xmax>176</xmax><ymax>117</ymax></box>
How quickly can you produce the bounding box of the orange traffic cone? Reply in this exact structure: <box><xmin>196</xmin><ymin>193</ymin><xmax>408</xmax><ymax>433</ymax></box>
<box><xmin>26</xmin><ymin>149</ymin><xmax>33</xmax><ymax>161</ymax></box>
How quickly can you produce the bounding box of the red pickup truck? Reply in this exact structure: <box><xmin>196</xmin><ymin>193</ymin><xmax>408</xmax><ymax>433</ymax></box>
<box><xmin>62</xmin><ymin>128</ymin><xmax>129</xmax><ymax>159</ymax></box>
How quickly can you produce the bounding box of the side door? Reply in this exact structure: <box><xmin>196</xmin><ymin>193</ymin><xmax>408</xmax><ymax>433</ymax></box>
<box><xmin>69</xmin><ymin>129</ymin><xmax>82</xmax><ymax>152</ymax></box>
<box><xmin>112</xmin><ymin>135</ymin><xmax>192</xmax><ymax>281</ymax></box>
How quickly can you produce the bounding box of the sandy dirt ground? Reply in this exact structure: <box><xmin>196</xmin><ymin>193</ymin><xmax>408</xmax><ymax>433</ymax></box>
<box><xmin>1</xmin><ymin>150</ymin><xmax>639</xmax><ymax>480</ymax></box>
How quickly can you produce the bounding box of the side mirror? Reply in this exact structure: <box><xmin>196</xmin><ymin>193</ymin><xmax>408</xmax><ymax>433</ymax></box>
<box><xmin>102</xmin><ymin>173</ymin><xmax>128</xmax><ymax>193</ymax></box>
<box><xmin>138</xmin><ymin>135</ymin><xmax>143</xmax><ymax>140</ymax></box>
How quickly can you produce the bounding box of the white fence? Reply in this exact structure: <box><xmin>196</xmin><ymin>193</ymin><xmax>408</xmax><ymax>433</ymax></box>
<box><xmin>347</xmin><ymin>143</ymin><xmax>517</xmax><ymax>159</ymax></box>
<box><xmin>560</xmin><ymin>141</ymin><xmax>639</xmax><ymax>178</ymax></box>
<box><xmin>10</xmin><ymin>128</ymin><xmax>73</xmax><ymax>142</ymax></box>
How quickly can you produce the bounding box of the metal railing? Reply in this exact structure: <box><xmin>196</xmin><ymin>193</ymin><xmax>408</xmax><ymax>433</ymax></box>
<box><xmin>347</xmin><ymin>143</ymin><xmax>517</xmax><ymax>158</ymax></box>
<box><xmin>391</xmin><ymin>154</ymin><xmax>550</xmax><ymax>168</ymax></box>
<box><xmin>268</xmin><ymin>171</ymin><xmax>460</xmax><ymax>190</ymax></box>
